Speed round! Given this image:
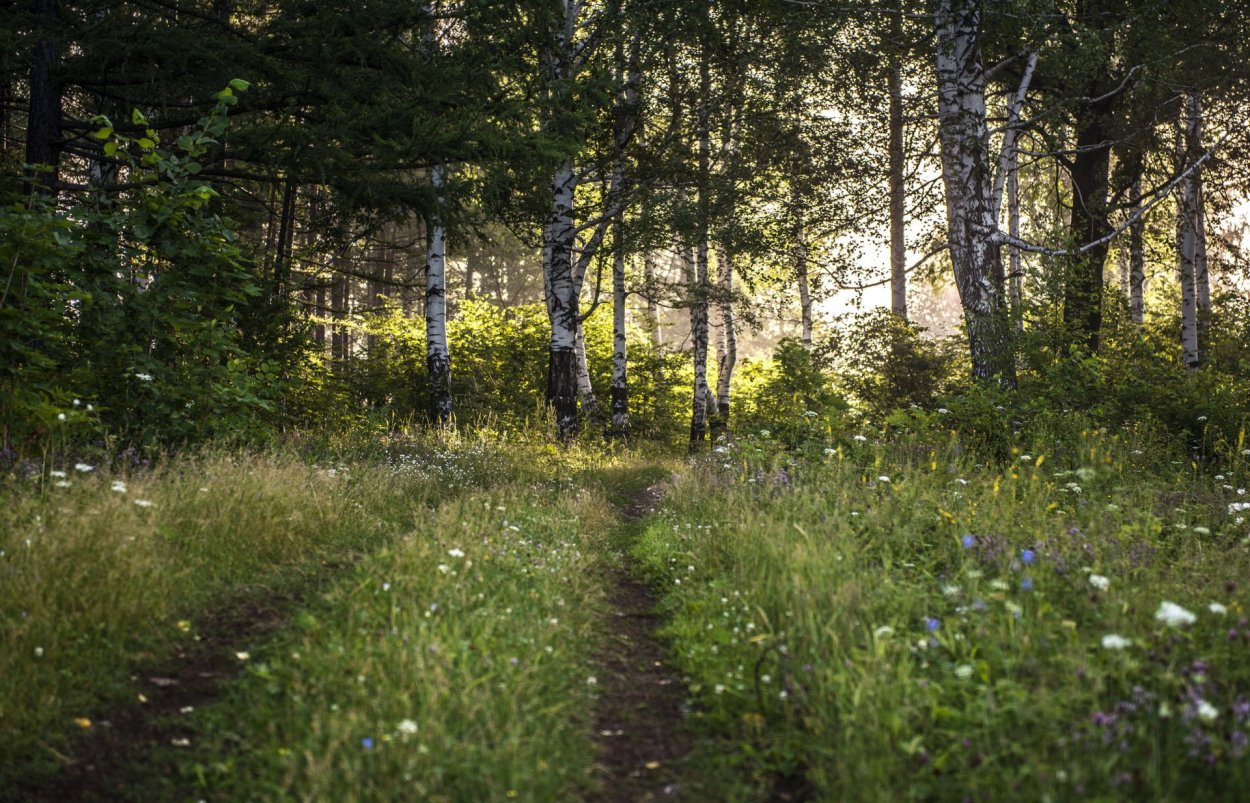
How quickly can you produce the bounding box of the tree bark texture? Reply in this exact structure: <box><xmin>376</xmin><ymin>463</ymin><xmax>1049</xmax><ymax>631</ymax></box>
<box><xmin>1063</xmin><ymin>93</ymin><xmax>1114</xmax><ymax>354</ymax></box>
<box><xmin>543</xmin><ymin>159</ymin><xmax>580</xmax><ymax>437</ymax></box>
<box><xmin>933</xmin><ymin>0</ymin><xmax>1015</xmax><ymax>386</ymax></box>
<box><xmin>426</xmin><ymin>165</ymin><xmax>453</xmax><ymax>423</ymax></box>
<box><xmin>888</xmin><ymin>42</ymin><xmax>907</xmax><ymax>320</ymax></box>
<box><xmin>610</xmin><ymin>214</ymin><xmax>628</xmax><ymax>433</ymax></box>
<box><xmin>714</xmin><ymin>243</ymin><xmax>736</xmax><ymax>426</ymax></box>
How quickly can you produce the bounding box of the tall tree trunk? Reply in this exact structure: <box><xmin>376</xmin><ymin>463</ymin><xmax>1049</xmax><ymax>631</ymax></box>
<box><xmin>610</xmin><ymin>213</ymin><xmax>628</xmax><ymax>433</ymax></box>
<box><xmin>543</xmin><ymin>159</ymin><xmax>580</xmax><ymax>437</ymax></box>
<box><xmin>795</xmin><ymin>198</ymin><xmax>813</xmax><ymax>348</ymax></box>
<box><xmin>933</xmin><ymin>0</ymin><xmax>1015</xmax><ymax>386</ymax></box>
<box><xmin>1189</xmin><ymin>96</ymin><xmax>1210</xmax><ymax>358</ymax></box>
<box><xmin>25</xmin><ymin>0</ymin><xmax>61</xmax><ymax>196</ymax></box>
<box><xmin>643</xmin><ymin>252</ymin><xmax>661</xmax><ymax>346</ymax></box>
<box><xmin>1063</xmin><ymin>94</ymin><xmax>1114</xmax><ymax>354</ymax></box>
<box><xmin>1128</xmin><ymin>175</ymin><xmax>1145</xmax><ymax>326</ymax></box>
<box><xmin>1007</xmin><ymin>141</ymin><xmax>1023</xmax><ymax>331</ymax></box>
<box><xmin>888</xmin><ymin>36</ymin><xmax>907</xmax><ymax>320</ymax></box>
<box><xmin>574</xmin><ymin>319</ymin><xmax>599</xmax><ymax>419</ymax></box>
<box><xmin>689</xmin><ymin>39</ymin><xmax>714</xmax><ymax>449</ymax></box>
<box><xmin>714</xmin><ymin>243</ymin><xmax>736</xmax><ymax>426</ymax></box>
<box><xmin>426</xmin><ymin>165</ymin><xmax>452</xmax><ymax>423</ymax></box>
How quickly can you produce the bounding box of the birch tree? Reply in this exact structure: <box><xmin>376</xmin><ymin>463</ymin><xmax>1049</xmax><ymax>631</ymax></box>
<box><xmin>932</xmin><ymin>0</ymin><xmax>1020</xmax><ymax>385</ymax></box>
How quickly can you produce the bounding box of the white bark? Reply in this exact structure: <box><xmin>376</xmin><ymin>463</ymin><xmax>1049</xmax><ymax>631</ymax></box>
<box><xmin>643</xmin><ymin>252</ymin><xmax>661</xmax><ymax>346</ymax></box>
<box><xmin>933</xmin><ymin>0</ymin><xmax>1014</xmax><ymax>385</ymax></box>
<box><xmin>714</xmin><ymin>244</ymin><xmax>736</xmax><ymax>420</ymax></box>
<box><xmin>611</xmin><ymin>215</ymin><xmax>627</xmax><ymax>432</ymax></box>
<box><xmin>1178</xmin><ymin>93</ymin><xmax>1206</xmax><ymax>369</ymax></box>
<box><xmin>544</xmin><ymin>158</ymin><xmax>580</xmax><ymax>433</ymax></box>
<box><xmin>889</xmin><ymin>46</ymin><xmax>907</xmax><ymax>320</ymax></box>
<box><xmin>1007</xmin><ymin>140</ymin><xmax>1022</xmax><ymax>332</ymax></box>
<box><xmin>795</xmin><ymin>199</ymin><xmax>813</xmax><ymax>348</ymax></box>
<box><xmin>426</xmin><ymin>165</ymin><xmax>452</xmax><ymax>423</ymax></box>
<box><xmin>1129</xmin><ymin>176</ymin><xmax>1145</xmax><ymax>325</ymax></box>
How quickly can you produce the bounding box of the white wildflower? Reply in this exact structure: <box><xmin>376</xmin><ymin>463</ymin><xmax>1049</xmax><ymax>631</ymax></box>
<box><xmin>1155</xmin><ymin>601</ymin><xmax>1197</xmax><ymax>627</ymax></box>
<box><xmin>852</xmin><ymin>435</ymin><xmax>868</xmax><ymax>442</ymax></box>
<box><xmin>954</xmin><ymin>664</ymin><xmax>974</xmax><ymax>679</ymax></box>
<box><xmin>1197</xmin><ymin>699</ymin><xmax>1219</xmax><ymax>722</ymax></box>
<box><xmin>447</xmin><ymin>548</ymin><xmax>465</xmax><ymax>558</ymax></box>
<box><xmin>1088</xmin><ymin>574</ymin><xmax>1110</xmax><ymax>591</ymax></box>
<box><xmin>397</xmin><ymin>719</ymin><xmax>418</xmax><ymax>735</ymax></box>
<box><xmin>1210</xmin><ymin>603</ymin><xmax>1228</xmax><ymax>616</ymax></box>
<box><xmin>877</xmin><ymin>475</ymin><xmax>891</xmax><ymax>483</ymax></box>
<box><xmin>134</xmin><ymin>372</ymin><xmax>154</xmax><ymax>381</ymax></box>
<box><xmin>873</xmin><ymin>625</ymin><xmax>895</xmax><ymax>638</ymax></box>
<box><xmin>111</xmin><ymin>481</ymin><xmax>127</xmax><ymax>493</ymax></box>
<box><xmin>134</xmin><ymin>499</ymin><xmax>153</xmax><ymax>508</ymax></box>
<box><xmin>1101</xmin><ymin>634</ymin><xmax>1132</xmax><ymax>650</ymax></box>
<box><xmin>49</xmin><ymin>470</ymin><xmax>67</xmax><ymax>478</ymax></box>
<box><xmin>74</xmin><ymin>463</ymin><xmax>93</xmax><ymax>472</ymax></box>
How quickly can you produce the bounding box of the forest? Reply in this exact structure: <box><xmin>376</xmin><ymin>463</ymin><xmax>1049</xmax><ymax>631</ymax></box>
<box><xmin>4</xmin><ymin>0</ymin><xmax>1250</xmax><ymax>800</ymax></box>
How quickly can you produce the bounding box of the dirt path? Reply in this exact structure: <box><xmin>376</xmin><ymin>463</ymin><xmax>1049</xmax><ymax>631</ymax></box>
<box><xmin>19</xmin><ymin>589</ymin><xmax>304</xmax><ymax>803</ymax></box>
<box><xmin>591</xmin><ymin>484</ymin><xmax>694</xmax><ymax>802</ymax></box>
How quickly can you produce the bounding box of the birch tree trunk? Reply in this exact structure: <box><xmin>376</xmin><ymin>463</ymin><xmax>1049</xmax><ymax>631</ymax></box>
<box><xmin>888</xmin><ymin>40</ymin><xmax>907</xmax><ymax>320</ymax></box>
<box><xmin>933</xmin><ymin>0</ymin><xmax>1015</xmax><ymax>386</ymax></box>
<box><xmin>1127</xmin><ymin>174</ymin><xmax>1145</xmax><ymax>326</ymax></box>
<box><xmin>643</xmin><ymin>252</ymin><xmax>661</xmax><ymax>346</ymax></box>
<box><xmin>714</xmin><ymin>243</ymin><xmax>737</xmax><ymax>425</ymax></box>
<box><xmin>574</xmin><ymin>318</ymin><xmax>599</xmax><ymax>420</ymax></box>
<box><xmin>611</xmin><ymin>213</ymin><xmax>628</xmax><ymax>432</ymax></box>
<box><xmin>544</xmin><ymin>158</ymin><xmax>580</xmax><ymax>437</ymax></box>
<box><xmin>426</xmin><ymin>165</ymin><xmax>453</xmax><ymax>423</ymax></box>
<box><xmin>1007</xmin><ymin>143</ymin><xmax>1023</xmax><ymax>331</ymax></box>
<box><xmin>795</xmin><ymin>200</ymin><xmax>813</xmax><ymax>348</ymax></box>
<box><xmin>1177</xmin><ymin>94</ymin><xmax>1208</xmax><ymax>370</ymax></box>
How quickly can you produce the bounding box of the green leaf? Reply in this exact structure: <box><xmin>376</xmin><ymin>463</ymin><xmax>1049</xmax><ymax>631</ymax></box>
<box><xmin>137</xmin><ymin>138</ymin><xmax>155</xmax><ymax>150</ymax></box>
<box><xmin>131</xmin><ymin>108</ymin><xmax>148</xmax><ymax>126</ymax></box>
<box><xmin>103</xmin><ymin>141</ymin><xmax>119</xmax><ymax>157</ymax></box>
<box><xmin>91</xmin><ymin>126</ymin><xmax>113</xmax><ymax>140</ymax></box>
<box><xmin>227</xmin><ymin>78</ymin><xmax>251</xmax><ymax>92</ymax></box>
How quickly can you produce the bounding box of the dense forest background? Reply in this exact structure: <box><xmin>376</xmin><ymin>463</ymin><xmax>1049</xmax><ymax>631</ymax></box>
<box><xmin>4</xmin><ymin>0</ymin><xmax>1250</xmax><ymax>454</ymax></box>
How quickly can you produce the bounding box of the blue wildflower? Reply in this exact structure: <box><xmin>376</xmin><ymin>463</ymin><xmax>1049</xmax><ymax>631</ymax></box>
<box><xmin>1020</xmin><ymin>548</ymin><xmax>1036</xmax><ymax>565</ymax></box>
<box><xmin>362</xmin><ymin>737</ymin><xmax>374</xmax><ymax>749</ymax></box>
<box><xmin>961</xmin><ymin>534</ymin><xmax>975</xmax><ymax>548</ymax></box>
<box><xmin>1021</xmin><ymin>577</ymin><xmax>1034</xmax><ymax>591</ymax></box>
<box><xmin>925</xmin><ymin>617</ymin><xmax>941</xmax><ymax>632</ymax></box>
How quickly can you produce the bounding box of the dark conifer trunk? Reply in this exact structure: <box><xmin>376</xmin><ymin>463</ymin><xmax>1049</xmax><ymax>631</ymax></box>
<box><xmin>1063</xmin><ymin>97</ymin><xmax>1113</xmax><ymax>354</ymax></box>
<box><xmin>25</xmin><ymin>0</ymin><xmax>61</xmax><ymax>195</ymax></box>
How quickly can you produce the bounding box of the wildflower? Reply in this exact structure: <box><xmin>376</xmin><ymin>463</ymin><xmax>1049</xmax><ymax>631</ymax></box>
<box><xmin>1194</xmin><ymin>526</ymin><xmax>1211</xmax><ymax>535</ymax></box>
<box><xmin>823</xmin><ymin>448</ymin><xmax>836</xmax><ymax>456</ymax></box>
<box><xmin>941</xmin><ymin>584</ymin><xmax>961</xmax><ymax>597</ymax></box>
<box><xmin>937</xmin><ymin>408</ymin><xmax>950</xmax><ymax>414</ymax></box>
<box><xmin>134</xmin><ymin>499</ymin><xmax>153</xmax><ymax>508</ymax></box>
<box><xmin>954</xmin><ymin>664</ymin><xmax>974</xmax><ymax>679</ymax></box>
<box><xmin>74</xmin><ymin>463</ymin><xmax>93</xmax><ymax>473</ymax></box>
<box><xmin>437</xmin><ymin>564</ymin><xmax>451</xmax><ymax>574</ymax></box>
<box><xmin>758</xmin><ymin>429</ymin><xmax>770</xmax><ymax>437</ymax></box>
<box><xmin>111</xmin><ymin>481</ymin><xmax>127</xmax><ymax>493</ymax></box>
<box><xmin>989</xmin><ymin>579</ymin><xmax>1009</xmax><ymax>592</ymax></box>
<box><xmin>361</xmin><ymin>737</ymin><xmax>374</xmax><ymax>749</ymax></box>
<box><xmin>49</xmin><ymin>470</ymin><xmax>67</xmax><ymax>478</ymax></box>
<box><xmin>1197</xmin><ymin>700</ymin><xmax>1219</xmax><ymax>722</ymax></box>
<box><xmin>1230</xmin><ymin>502</ymin><xmax>1250</xmax><ymax>514</ymax></box>
<box><xmin>1156</xmin><ymin>601</ymin><xmax>1197</xmax><ymax>627</ymax></box>
<box><xmin>877</xmin><ymin>475</ymin><xmax>891</xmax><ymax>483</ymax></box>
<box><xmin>924</xmin><ymin>617</ymin><xmax>941</xmax><ymax>632</ymax></box>
<box><xmin>586</xmin><ymin>676</ymin><xmax>598</xmax><ymax>685</ymax></box>
<box><xmin>72</xmin><ymin>399</ymin><xmax>80</xmax><ymax>407</ymax></box>
<box><xmin>1021</xmin><ymin>577</ymin><xmax>1034</xmax><ymax>591</ymax></box>
<box><xmin>397</xmin><ymin>719</ymin><xmax>418</xmax><ymax>735</ymax></box>
<box><xmin>1210</xmin><ymin>603</ymin><xmax>1229</xmax><ymax>616</ymax></box>
<box><xmin>57</xmin><ymin>413</ymin><xmax>66</xmax><ymax>421</ymax></box>
<box><xmin>1020</xmin><ymin>549</ymin><xmax>1036</xmax><ymax>565</ymax></box>
<box><xmin>803</xmin><ymin>410</ymin><xmax>818</xmax><ymax>418</ymax></box>
<box><xmin>235</xmin><ymin>651</ymin><xmax>250</xmax><ymax>661</ymax></box>
<box><xmin>74</xmin><ymin>718</ymin><xmax>92</xmax><ymax>729</ymax></box>
<box><xmin>874</xmin><ymin>625</ymin><xmax>895</xmax><ymax>638</ymax></box>
<box><xmin>134</xmin><ymin>372</ymin><xmax>154</xmax><ymax>381</ymax></box>
<box><xmin>1089</xmin><ymin>574</ymin><xmax>1110</xmax><ymax>591</ymax></box>
<box><xmin>1101</xmin><ymin>634</ymin><xmax>1132</xmax><ymax>650</ymax></box>
<box><xmin>54</xmin><ymin>480</ymin><xmax>71</xmax><ymax>488</ymax></box>
<box><xmin>961</xmin><ymin>534</ymin><xmax>975</xmax><ymax>548</ymax></box>
<box><xmin>448</xmin><ymin>548</ymin><xmax>465</xmax><ymax>558</ymax></box>
<box><xmin>852</xmin><ymin>435</ymin><xmax>868</xmax><ymax>442</ymax></box>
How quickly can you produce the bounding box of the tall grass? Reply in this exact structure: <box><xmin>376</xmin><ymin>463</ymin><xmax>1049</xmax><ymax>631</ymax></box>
<box><xmin>0</xmin><ymin>434</ymin><xmax>567</xmax><ymax>791</ymax></box>
<box><xmin>636</xmin><ymin>428</ymin><xmax>1250</xmax><ymax>800</ymax></box>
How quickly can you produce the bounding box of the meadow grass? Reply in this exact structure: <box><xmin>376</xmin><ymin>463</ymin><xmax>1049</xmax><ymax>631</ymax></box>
<box><xmin>0</xmin><ymin>432</ymin><xmax>608</xmax><ymax>793</ymax></box>
<box><xmin>635</xmin><ymin>427</ymin><xmax>1250</xmax><ymax>801</ymax></box>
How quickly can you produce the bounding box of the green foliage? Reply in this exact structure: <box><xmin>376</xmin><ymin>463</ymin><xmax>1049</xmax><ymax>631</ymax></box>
<box><xmin>636</xmin><ymin>428</ymin><xmax>1250</xmax><ymax>800</ymax></box>
<box><xmin>0</xmin><ymin>86</ymin><xmax>296</xmax><ymax>450</ymax></box>
<box><xmin>733</xmin><ymin>338</ymin><xmax>848</xmax><ymax>445</ymax></box>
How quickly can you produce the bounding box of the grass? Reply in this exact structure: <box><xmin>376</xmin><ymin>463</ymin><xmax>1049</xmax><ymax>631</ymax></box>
<box><xmin>634</xmin><ymin>427</ymin><xmax>1250</xmax><ymax>801</ymax></box>
<box><xmin>0</xmin><ymin>433</ymin><xmax>606</xmax><ymax>794</ymax></box>
<box><xmin>0</xmin><ymin>430</ymin><xmax>675</xmax><ymax>801</ymax></box>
